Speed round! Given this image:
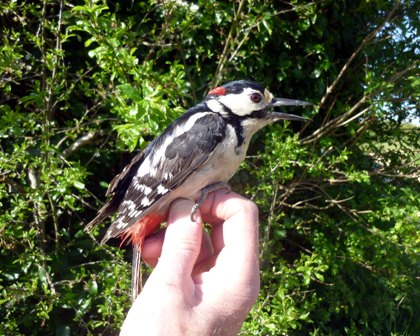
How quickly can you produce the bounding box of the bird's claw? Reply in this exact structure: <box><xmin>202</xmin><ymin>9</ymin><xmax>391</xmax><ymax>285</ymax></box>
<box><xmin>190</xmin><ymin>181</ymin><xmax>231</xmax><ymax>222</ymax></box>
<box><xmin>190</xmin><ymin>203</ymin><xmax>200</xmax><ymax>222</ymax></box>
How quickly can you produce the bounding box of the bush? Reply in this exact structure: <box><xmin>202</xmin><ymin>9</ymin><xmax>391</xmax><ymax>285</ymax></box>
<box><xmin>1</xmin><ymin>0</ymin><xmax>418</xmax><ymax>334</ymax></box>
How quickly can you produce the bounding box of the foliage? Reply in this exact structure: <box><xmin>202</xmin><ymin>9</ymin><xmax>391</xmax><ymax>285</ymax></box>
<box><xmin>1</xmin><ymin>0</ymin><xmax>418</xmax><ymax>335</ymax></box>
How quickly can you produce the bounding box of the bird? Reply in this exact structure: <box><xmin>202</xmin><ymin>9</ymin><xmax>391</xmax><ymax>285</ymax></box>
<box><xmin>86</xmin><ymin>80</ymin><xmax>310</xmax><ymax>300</ymax></box>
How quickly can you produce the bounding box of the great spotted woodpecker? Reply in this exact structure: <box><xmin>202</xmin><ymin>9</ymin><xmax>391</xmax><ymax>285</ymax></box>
<box><xmin>86</xmin><ymin>80</ymin><xmax>310</xmax><ymax>299</ymax></box>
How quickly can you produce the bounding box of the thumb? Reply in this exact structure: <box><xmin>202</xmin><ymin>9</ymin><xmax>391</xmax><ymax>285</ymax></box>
<box><xmin>155</xmin><ymin>198</ymin><xmax>202</xmax><ymax>284</ymax></box>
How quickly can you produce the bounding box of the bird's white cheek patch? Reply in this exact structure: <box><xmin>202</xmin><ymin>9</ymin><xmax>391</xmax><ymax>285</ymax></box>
<box><xmin>217</xmin><ymin>87</ymin><xmax>264</xmax><ymax>116</ymax></box>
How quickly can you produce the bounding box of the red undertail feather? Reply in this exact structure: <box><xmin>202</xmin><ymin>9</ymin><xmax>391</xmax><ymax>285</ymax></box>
<box><xmin>120</xmin><ymin>212</ymin><xmax>167</xmax><ymax>248</ymax></box>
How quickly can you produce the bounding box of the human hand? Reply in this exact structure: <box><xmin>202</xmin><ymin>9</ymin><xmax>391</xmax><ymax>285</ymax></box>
<box><xmin>120</xmin><ymin>190</ymin><xmax>260</xmax><ymax>336</ymax></box>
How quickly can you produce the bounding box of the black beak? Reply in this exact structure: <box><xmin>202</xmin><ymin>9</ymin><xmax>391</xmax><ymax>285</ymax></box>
<box><xmin>269</xmin><ymin>97</ymin><xmax>312</xmax><ymax>107</ymax></box>
<box><xmin>267</xmin><ymin>97</ymin><xmax>311</xmax><ymax>121</ymax></box>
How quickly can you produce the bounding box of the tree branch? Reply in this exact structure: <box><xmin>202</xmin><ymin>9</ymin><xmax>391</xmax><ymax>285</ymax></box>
<box><xmin>61</xmin><ymin>131</ymin><xmax>98</xmax><ymax>158</ymax></box>
<box><xmin>318</xmin><ymin>1</ymin><xmax>401</xmax><ymax>109</ymax></box>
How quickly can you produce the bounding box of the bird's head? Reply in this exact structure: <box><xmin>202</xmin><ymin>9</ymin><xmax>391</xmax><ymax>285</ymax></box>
<box><xmin>206</xmin><ymin>80</ymin><xmax>310</xmax><ymax>122</ymax></box>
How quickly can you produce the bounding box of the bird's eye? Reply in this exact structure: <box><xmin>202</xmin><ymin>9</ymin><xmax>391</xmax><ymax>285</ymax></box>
<box><xmin>250</xmin><ymin>92</ymin><xmax>262</xmax><ymax>103</ymax></box>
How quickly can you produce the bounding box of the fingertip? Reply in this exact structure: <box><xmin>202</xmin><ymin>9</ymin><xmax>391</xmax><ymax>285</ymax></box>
<box><xmin>199</xmin><ymin>189</ymin><xmax>258</xmax><ymax>224</ymax></box>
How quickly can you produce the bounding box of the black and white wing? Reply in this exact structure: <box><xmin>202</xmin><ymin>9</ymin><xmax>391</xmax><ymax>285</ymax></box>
<box><xmin>101</xmin><ymin>109</ymin><xmax>227</xmax><ymax>241</ymax></box>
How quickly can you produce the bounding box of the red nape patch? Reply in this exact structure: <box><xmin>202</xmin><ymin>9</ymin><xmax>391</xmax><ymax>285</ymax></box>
<box><xmin>119</xmin><ymin>212</ymin><xmax>167</xmax><ymax>248</ymax></box>
<box><xmin>208</xmin><ymin>86</ymin><xmax>227</xmax><ymax>96</ymax></box>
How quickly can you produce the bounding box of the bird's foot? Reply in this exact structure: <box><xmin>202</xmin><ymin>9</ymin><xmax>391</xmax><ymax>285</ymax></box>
<box><xmin>190</xmin><ymin>182</ymin><xmax>231</xmax><ymax>221</ymax></box>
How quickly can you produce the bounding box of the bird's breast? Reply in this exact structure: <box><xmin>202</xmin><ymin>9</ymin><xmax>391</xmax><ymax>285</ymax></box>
<box><xmin>182</xmin><ymin>124</ymin><xmax>249</xmax><ymax>196</ymax></box>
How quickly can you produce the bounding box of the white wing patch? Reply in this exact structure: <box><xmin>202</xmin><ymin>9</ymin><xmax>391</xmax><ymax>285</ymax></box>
<box><xmin>133</xmin><ymin>179</ymin><xmax>153</xmax><ymax>195</ymax></box>
<box><xmin>128</xmin><ymin>209</ymin><xmax>143</xmax><ymax>218</ymax></box>
<box><xmin>122</xmin><ymin>200</ymin><xmax>136</xmax><ymax>211</ymax></box>
<box><xmin>157</xmin><ymin>184</ymin><xmax>169</xmax><ymax>195</ymax></box>
<box><xmin>136</xmin><ymin>156</ymin><xmax>157</xmax><ymax>177</ymax></box>
<box><xmin>139</xmin><ymin>112</ymin><xmax>214</xmax><ymax>178</ymax></box>
<box><xmin>141</xmin><ymin>197</ymin><xmax>152</xmax><ymax>207</ymax></box>
<box><xmin>115</xmin><ymin>217</ymin><xmax>129</xmax><ymax>230</ymax></box>
<box><xmin>163</xmin><ymin>172</ymin><xmax>173</xmax><ymax>181</ymax></box>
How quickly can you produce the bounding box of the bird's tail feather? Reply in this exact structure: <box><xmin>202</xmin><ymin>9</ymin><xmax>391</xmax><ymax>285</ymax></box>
<box><xmin>132</xmin><ymin>244</ymin><xmax>142</xmax><ymax>301</ymax></box>
<box><xmin>85</xmin><ymin>199</ymin><xmax>119</xmax><ymax>233</ymax></box>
